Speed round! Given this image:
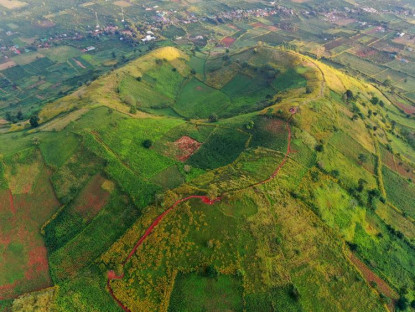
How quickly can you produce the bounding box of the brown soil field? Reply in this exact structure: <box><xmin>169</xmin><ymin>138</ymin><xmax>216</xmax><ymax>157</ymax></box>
<box><xmin>0</xmin><ymin>61</ymin><xmax>16</xmax><ymax>71</ymax></box>
<box><xmin>221</xmin><ymin>37</ymin><xmax>236</xmax><ymax>48</ymax></box>
<box><xmin>174</xmin><ymin>136</ymin><xmax>202</xmax><ymax>162</ymax></box>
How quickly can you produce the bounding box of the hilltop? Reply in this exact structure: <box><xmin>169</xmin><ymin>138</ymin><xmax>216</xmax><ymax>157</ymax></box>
<box><xmin>1</xmin><ymin>45</ymin><xmax>415</xmax><ymax>312</ymax></box>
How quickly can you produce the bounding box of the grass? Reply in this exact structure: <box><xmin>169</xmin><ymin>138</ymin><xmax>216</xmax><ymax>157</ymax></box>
<box><xmin>53</xmin><ymin>265</ymin><xmax>120</xmax><ymax>312</ymax></box>
<box><xmin>50</xmin><ymin>144</ymin><xmax>104</xmax><ymax>204</ymax></box>
<box><xmin>39</xmin><ymin>131</ymin><xmax>79</xmax><ymax>169</ymax></box>
<box><xmin>188</xmin><ymin>127</ymin><xmax>249</xmax><ymax>169</ymax></box>
<box><xmin>0</xmin><ymin>161</ymin><xmax>59</xmax><ymax>299</ymax></box>
<box><xmin>271</xmin><ymin>68</ymin><xmax>307</xmax><ymax>92</ymax></box>
<box><xmin>248</xmin><ymin>116</ymin><xmax>288</xmax><ymax>151</ymax></box>
<box><xmin>317</xmin><ymin>143</ymin><xmax>377</xmax><ymax>190</ymax></box>
<box><xmin>382</xmin><ymin>165</ymin><xmax>415</xmax><ymax>219</ymax></box>
<box><xmin>168</xmin><ymin>273</ymin><xmax>243</xmax><ymax>312</ymax></box>
<box><xmin>175</xmin><ymin>78</ymin><xmax>231</xmax><ymax>118</ymax></box>
<box><xmin>119</xmin><ymin>74</ymin><xmax>173</xmax><ymax>109</ymax></box>
<box><xmin>48</xmin><ymin>189</ymin><xmax>140</xmax><ymax>282</ymax></box>
<box><xmin>96</xmin><ymin>117</ymin><xmax>183</xmax><ymax>179</ymax></box>
<box><xmin>44</xmin><ymin>174</ymin><xmax>110</xmax><ymax>252</ymax></box>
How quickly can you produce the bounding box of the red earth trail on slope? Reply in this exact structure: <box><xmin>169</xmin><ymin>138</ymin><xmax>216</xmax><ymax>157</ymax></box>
<box><xmin>107</xmin><ymin>120</ymin><xmax>293</xmax><ymax>312</ymax></box>
<box><xmin>9</xmin><ymin>189</ymin><xmax>16</xmax><ymax>215</ymax></box>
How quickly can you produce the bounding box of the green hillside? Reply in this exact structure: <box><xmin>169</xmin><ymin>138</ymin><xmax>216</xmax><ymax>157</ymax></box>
<box><xmin>1</xmin><ymin>45</ymin><xmax>415</xmax><ymax>312</ymax></box>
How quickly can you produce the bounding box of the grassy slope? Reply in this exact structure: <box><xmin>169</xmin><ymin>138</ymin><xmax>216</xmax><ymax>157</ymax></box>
<box><xmin>1</xmin><ymin>45</ymin><xmax>415</xmax><ymax>311</ymax></box>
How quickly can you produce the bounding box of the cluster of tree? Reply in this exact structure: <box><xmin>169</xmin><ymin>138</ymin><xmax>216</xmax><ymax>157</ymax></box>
<box><xmin>4</xmin><ymin>110</ymin><xmax>24</xmax><ymax>123</ymax></box>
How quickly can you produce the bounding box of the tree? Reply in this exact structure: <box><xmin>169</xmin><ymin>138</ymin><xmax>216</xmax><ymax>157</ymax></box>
<box><xmin>371</xmin><ymin>97</ymin><xmax>379</xmax><ymax>105</ymax></box>
<box><xmin>315</xmin><ymin>144</ymin><xmax>324</xmax><ymax>152</ymax></box>
<box><xmin>358</xmin><ymin>153</ymin><xmax>368</xmax><ymax>163</ymax></box>
<box><xmin>330</xmin><ymin>170</ymin><xmax>340</xmax><ymax>178</ymax></box>
<box><xmin>396</xmin><ymin>296</ymin><xmax>408</xmax><ymax>311</ymax></box>
<box><xmin>306</xmin><ymin>86</ymin><xmax>313</xmax><ymax>94</ymax></box>
<box><xmin>205</xmin><ymin>265</ymin><xmax>218</xmax><ymax>278</ymax></box>
<box><xmin>357</xmin><ymin>178</ymin><xmax>367</xmax><ymax>192</ymax></box>
<box><xmin>289</xmin><ymin>284</ymin><xmax>300</xmax><ymax>301</ymax></box>
<box><xmin>245</xmin><ymin>120</ymin><xmax>255</xmax><ymax>130</ymax></box>
<box><xmin>16</xmin><ymin>110</ymin><xmax>23</xmax><ymax>120</ymax></box>
<box><xmin>208</xmin><ymin>113</ymin><xmax>218</xmax><ymax>122</ymax></box>
<box><xmin>29</xmin><ymin>115</ymin><xmax>40</xmax><ymax>128</ymax></box>
<box><xmin>142</xmin><ymin>139</ymin><xmax>152</xmax><ymax>148</ymax></box>
<box><xmin>368</xmin><ymin>188</ymin><xmax>381</xmax><ymax>198</ymax></box>
<box><xmin>345</xmin><ymin>89</ymin><xmax>354</xmax><ymax>100</ymax></box>
<box><xmin>129</xmin><ymin>106</ymin><xmax>137</xmax><ymax>114</ymax></box>
<box><xmin>383</xmin><ymin>79</ymin><xmax>392</xmax><ymax>87</ymax></box>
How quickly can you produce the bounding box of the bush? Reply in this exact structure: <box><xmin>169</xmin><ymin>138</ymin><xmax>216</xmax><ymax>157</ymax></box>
<box><xmin>396</xmin><ymin>296</ymin><xmax>408</xmax><ymax>311</ymax></box>
<box><xmin>142</xmin><ymin>139</ymin><xmax>153</xmax><ymax>149</ymax></box>
<box><xmin>315</xmin><ymin>144</ymin><xmax>324</xmax><ymax>152</ymax></box>
<box><xmin>205</xmin><ymin>265</ymin><xmax>218</xmax><ymax>278</ymax></box>
<box><xmin>208</xmin><ymin>113</ymin><xmax>218</xmax><ymax>122</ymax></box>
<box><xmin>30</xmin><ymin>115</ymin><xmax>40</xmax><ymax>128</ymax></box>
<box><xmin>129</xmin><ymin>106</ymin><xmax>137</xmax><ymax>114</ymax></box>
<box><xmin>288</xmin><ymin>284</ymin><xmax>300</xmax><ymax>301</ymax></box>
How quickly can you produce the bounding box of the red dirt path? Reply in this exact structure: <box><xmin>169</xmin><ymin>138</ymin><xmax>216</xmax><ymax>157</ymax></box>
<box><xmin>349</xmin><ymin>252</ymin><xmax>398</xmax><ymax>311</ymax></box>
<box><xmin>107</xmin><ymin>120</ymin><xmax>293</xmax><ymax>311</ymax></box>
<box><xmin>9</xmin><ymin>190</ymin><xmax>16</xmax><ymax>214</ymax></box>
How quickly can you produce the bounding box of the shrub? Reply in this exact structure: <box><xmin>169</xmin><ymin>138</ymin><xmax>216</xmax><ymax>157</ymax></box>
<box><xmin>30</xmin><ymin>115</ymin><xmax>40</xmax><ymax>128</ymax></box>
<box><xmin>208</xmin><ymin>113</ymin><xmax>218</xmax><ymax>122</ymax></box>
<box><xmin>142</xmin><ymin>139</ymin><xmax>153</xmax><ymax>149</ymax></box>
<box><xmin>315</xmin><ymin>144</ymin><xmax>324</xmax><ymax>152</ymax></box>
<box><xmin>205</xmin><ymin>265</ymin><xmax>218</xmax><ymax>278</ymax></box>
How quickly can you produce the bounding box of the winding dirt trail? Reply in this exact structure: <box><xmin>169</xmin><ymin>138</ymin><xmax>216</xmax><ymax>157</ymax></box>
<box><xmin>107</xmin><ymin>120</ymin><xmax>293</xmax><ymax>312</ymax></box>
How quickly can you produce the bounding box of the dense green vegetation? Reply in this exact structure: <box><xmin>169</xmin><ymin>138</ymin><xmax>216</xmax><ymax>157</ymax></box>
<box><xmin>1</xmin><ymin>30</ymin><xmax>415</xmax><ymax>312</ymax></box>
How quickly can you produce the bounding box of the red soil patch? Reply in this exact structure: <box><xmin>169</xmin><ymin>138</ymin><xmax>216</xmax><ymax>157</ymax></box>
<box><xmin>25</xmin><ymin>246</ymin><xmax>49</xmax><ymax>280</ymax></box>
<box><xmin>227</xmin><ymin>24</ymin><xmax>239</xmax><ymax>31</ymax></box>
<box><xmin>349</xmin><ymin>252</ymin><xmax>398</xmax><ymax>310</ymax></box>
<box><xmin>73</xmin><ymin>58</ymin><xmax>86</xmax><ymax>69</ymax></box>
<box><xmin>221</xmin><ymin>37</ymin><xmax>236</xmax><ymax>48</ymax></box>
<box><xmin>266</xmin><ymin>25</ymin><xmax>279</xmax><ymax>31</ymax></box>
<box><xmin>74</xmin><ymin>175</ymin><xmax>110</xmax><ymax>219</ymax></box>
<box><xmin>174</xmin><ymin>136</ymin><xmax>202</xmax><ymax>162</ymax></box>
<box><xmin>0</xmin><ymin>281</ymin><xmax>17</xmax><ymax>300</ymax></box>
<box><xmin>394</xmin><ymin>101</ymin><xmax>415</xmax><ymax>115</ymax></box>
<box><xmin>265</xmin><ymin>118</ymin><xmax>285</xmax><ymax>134</ymax></box>
<box><xmin>0</xmin><ymin>169</ymin><xmax>59</xmax><ymax>300</ymax></box>
<box><xmin>383</xmin><ymin>150</ymin><xmax>415</xmax><ymax>181</ymax></box>
<box><xmin>37</xmin><ymin>20</ymin><xmax>56</xmax><ymax>28</ymax></box>
<box><xmin>354</xmin><ymin>47</ymin><xmax>377</xmax><ymax>58</ymax></box>
<box><xmin>9</xmin><ymin>189</ymin><xmax>16</xmax><ymax>214</ymax></box>
<box><xmin>251</xmin><ymin>22</ymin><xmax>266</xmax><ymax>28</ymax></box>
